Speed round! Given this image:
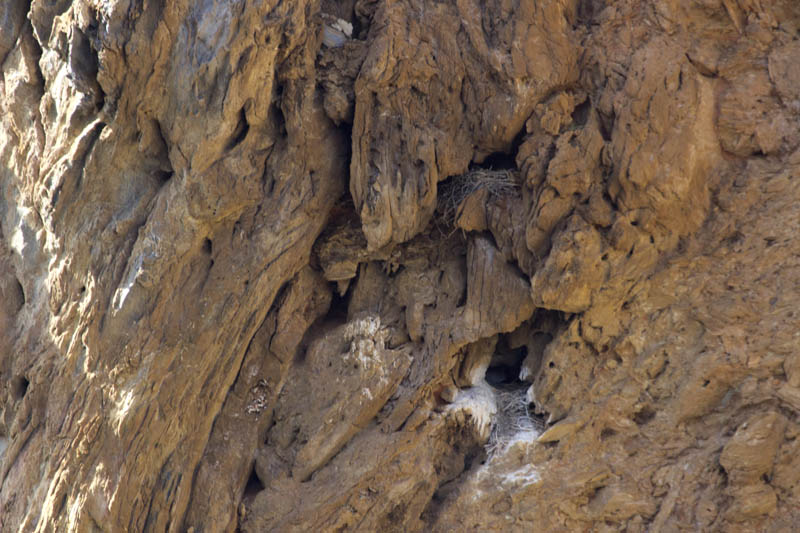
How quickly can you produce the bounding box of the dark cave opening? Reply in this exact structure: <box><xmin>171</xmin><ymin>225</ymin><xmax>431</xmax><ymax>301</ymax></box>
<box><xmin>571</xmin><ymin>98</ymin><xmax>591</xmax><ymax>127</ymax></box>
<box><xmin>476</xmin><ymin>150</ymin><xmax>517</xmax><ymax>171</ymax></box>
<box><xmin>10</xmin><ymin>376</ymin><xmax>29</xmax><ymax>401</ymax></box>
<box><xmin>485</xmin><ymin>335</ymin><xmax>527</xmax><ymax>388</ymax></box>
<box><xmin>243</xmin><ymin>464</ymin><xmax>265</xmax><ymax>499</ymax></box>
<box><xmin>326</xmin><ymin>279</ymin><xmax>351</xmax><ymax>321</ymax></box>
<box><xmin>472</xmin><ymin>127</ymin><xmax>527</xmax><ymax>172</ymax></box>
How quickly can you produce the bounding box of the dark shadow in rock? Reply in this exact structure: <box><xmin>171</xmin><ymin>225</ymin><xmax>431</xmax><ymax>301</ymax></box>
<box><xmin>225</xmin><ymin>107</ymin><xmax>250</xmax><ymax>151</ymax></box>
<box><xmin>10</xmin><ymin>376</ymin><xmax>28</xmax><ymax>401</ymax></box>
<box><xmin>485</xmin><ymin>335</ymin><xmax>526</xmax><ymax>387</ymax></box>
<box><xmin>571</xmin><ymin>98</ymin><xmax>591</xmax><ymax>127</ymax></box>
<box><xmin>243</xmin><ymin>463</ymin><xmax>265</xmax><ymax>500</ymax></box>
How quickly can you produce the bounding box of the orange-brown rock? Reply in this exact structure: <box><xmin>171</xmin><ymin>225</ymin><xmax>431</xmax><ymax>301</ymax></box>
<box><xmin>1</xmin><ymin>0</ymin><xmax>799</xmax><ymax>531</ymax></box>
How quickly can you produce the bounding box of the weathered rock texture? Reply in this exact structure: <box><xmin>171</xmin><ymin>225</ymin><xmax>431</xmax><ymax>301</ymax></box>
<box><xmin>1</xmin><ymin>0</ymin><xmax>799</xmax><ymax>531</ymax></box>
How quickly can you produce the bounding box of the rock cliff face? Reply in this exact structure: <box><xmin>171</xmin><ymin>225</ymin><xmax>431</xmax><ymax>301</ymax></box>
<box><xmin>1</xmin><ymin>0</ymin><xmax>799</xmax><ymax>531</ymax></box>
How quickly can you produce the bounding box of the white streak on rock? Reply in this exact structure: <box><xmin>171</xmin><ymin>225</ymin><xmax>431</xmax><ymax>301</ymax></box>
<box><xmin>447</xmin><ymin>380</ymin><xmax>497</xmax><ymax>440</ymax></box>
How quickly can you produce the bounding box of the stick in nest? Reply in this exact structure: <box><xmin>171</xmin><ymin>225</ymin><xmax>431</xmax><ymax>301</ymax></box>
<box><xmin>437</xmin><ymin>168</ymin><xmax>519</xmax><ymax>226</ymax></box>
<box><xmin>485</xmin><ymin>386</ymin><xmax>541</xmax><ymax>461</ymax></box>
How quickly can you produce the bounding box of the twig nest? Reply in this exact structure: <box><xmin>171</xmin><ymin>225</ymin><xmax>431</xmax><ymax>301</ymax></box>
<box><xmin>437</xmin><ymin>169</ymin><xmax>519</xmax><ymax>227</ymax></box>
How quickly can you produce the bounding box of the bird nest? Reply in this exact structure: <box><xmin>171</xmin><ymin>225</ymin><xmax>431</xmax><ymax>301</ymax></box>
<box><xmin>485</xmin><ymin>386</ymin><xmax>544</xmax><ymax>460</ymax></box>
<box><xmin>437</xmin><ymin>168</ymin><xmax>519</xmax><ymax>226</ymax></box>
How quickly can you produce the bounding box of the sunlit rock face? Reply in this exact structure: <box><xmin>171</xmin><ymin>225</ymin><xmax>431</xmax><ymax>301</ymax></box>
<box><xmin>1</xmin><ymin>0</ymin><xmax>799</xmax><ymax>531</ymax></box>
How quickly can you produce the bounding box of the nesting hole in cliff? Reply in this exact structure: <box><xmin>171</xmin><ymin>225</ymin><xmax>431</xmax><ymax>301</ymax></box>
<box><xmin>571</xmin><ymin>98</ymin><xmax>591</xmax><ymax>127</ymax></box>
<box><xmin>336</xmin><ymin>119</ymin><xmax>354</xmax><ymax>167</ymax></box>
<box><xmin>475</xmin><ymin>127</ymin><xmax>526</xmax><ymax>170</ymax></box>
<box><xmin>69</xmin><ymin>27</ymin><xmax>99</xmax><ymax>82</ymax></box>
<box><xmin>10</xmin><ymin>376</ymin><xmax>29</xmax><ymax>401</ymax></box>
<box><xmin>202</xmin><ymin>238</ymin><xmax>213</xmax><ymax>255</ymax></box>
<box><xmin>486</xmin><ymin>336</ymin><xmax>526</xmax><ymax>387</ymax></box>
<box><xmin>436</xmin><ymin>169</ymin><xmax>518</xmax><ymax>226</ymax></box>
<box><xmin>327</xmin><ymin>281</ymin><xmax>351</xmax><ymax>321</ymax></box>
<box><xmin>479</xmin><ymin>151</ymin><xmax>516</xmax><ymax>171</ymax></box>
<box><xmin>243</xmin><ymin>464</ymin><xmax>265</xmax><ymax>499</ymax></box>
<box><xmin>484</xmin><ymin>335</ymin><xmax>546</xmax><ymax>459</ymax></box>
<box><xmin>486</xmin><ymin>386</ymin><xmax>542</xmax><ymax>460</ymax></box>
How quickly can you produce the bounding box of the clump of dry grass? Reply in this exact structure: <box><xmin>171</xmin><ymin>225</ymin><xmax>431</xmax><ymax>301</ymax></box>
<box><xmin>485</xmin><ymin>386</ymin><xmax>543</xmax><ymax>460</ymax></box>
<box><xmin>437</xmin><ymin>168</ymin><xmax>519</xmax><ymax>226</ymax></box>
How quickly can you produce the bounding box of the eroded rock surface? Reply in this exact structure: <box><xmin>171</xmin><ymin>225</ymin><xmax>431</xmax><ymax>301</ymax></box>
<box><xmin>1</xmin><ymin>0</ymin><xmax>799</xmax><ymax>531</ymax></box>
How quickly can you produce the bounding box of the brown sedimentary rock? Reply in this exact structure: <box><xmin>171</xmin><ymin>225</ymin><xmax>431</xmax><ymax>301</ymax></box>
<box><xmin>1</xmin><ymin>0</ymin><xmax>799</xmax><ymax>531</ymax></box>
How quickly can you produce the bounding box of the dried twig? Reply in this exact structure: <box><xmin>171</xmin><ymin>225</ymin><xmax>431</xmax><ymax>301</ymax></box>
<box><xmin>485</xmin><ymin>386</ymin><xmax>542</xmax><ymax>460</ymax></box>
<box><xmin>437</xmin><ymin>169</ymin><xmax>519</xmax><ymax>226</ymax></box>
